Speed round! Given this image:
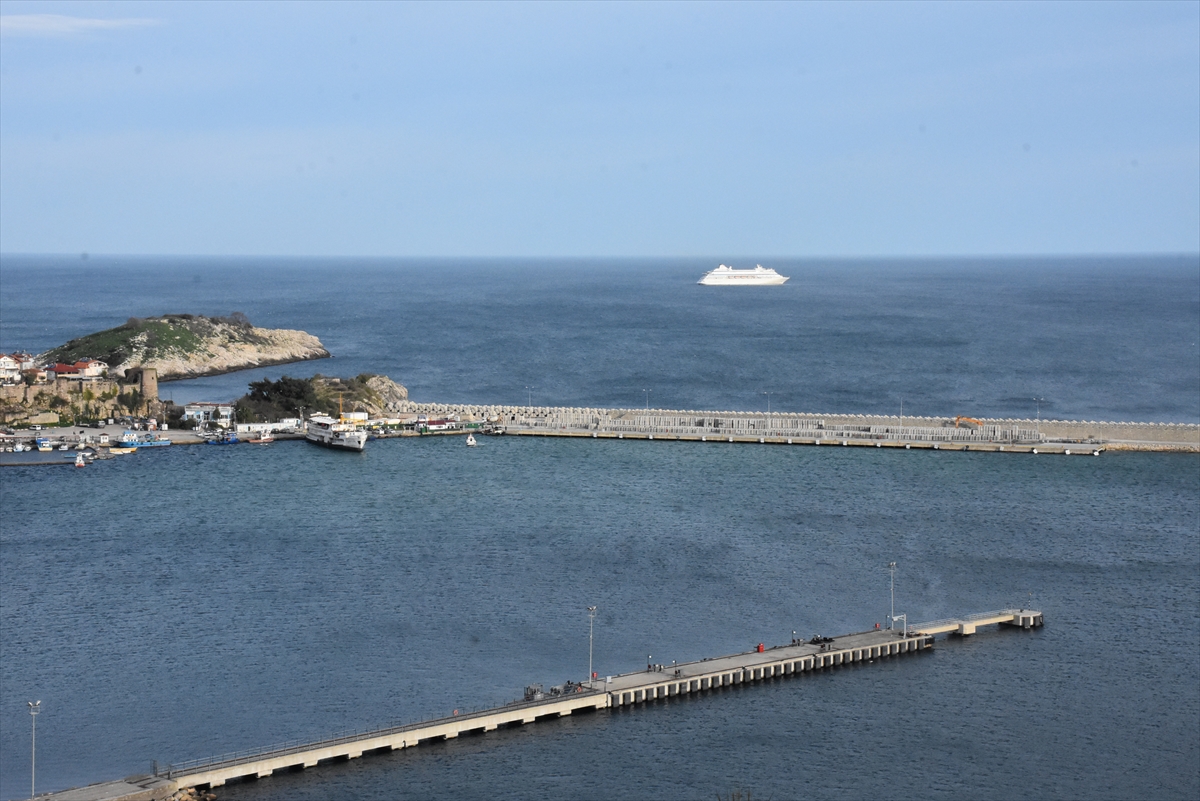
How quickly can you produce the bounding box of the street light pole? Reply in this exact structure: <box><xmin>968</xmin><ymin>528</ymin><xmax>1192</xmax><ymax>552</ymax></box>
<box><xmin>525</xmin><ymin>386</ymin><xmax>534</xmax><ymax>407</ymax></box>
<box><xmin>1033</xmin><ymin>397</ymin><xmax>1044</xmax><ymax>439</ymax></box>
<box><xmin>642</xmin><ymin>389</ymin><xmax>651</xmax><ymax>410</ymax></box>
<box><xmin>888</xmin><ymin>562</ymin><xmax>897</xmax><ymax>629</ymax></box>
<box><xmin>763</xmin><ymin>392</ymin><xmax>771</xmax><ymax>414</ymax></box>
<box><xmin>29</xmin><ymin>700</ymin><xmax>40</xmax><ymax>800</ymax></box>
<box><xmin>587</xmin><ymin>606</ymin><xmax>597</xmax><ymax>687</ymax></box>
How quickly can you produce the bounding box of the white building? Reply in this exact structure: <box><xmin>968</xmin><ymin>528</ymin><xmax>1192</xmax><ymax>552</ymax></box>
<box><xmin>76</xmin><ymin>359</ymin><xmax>108</xmax><ymax>378</ymax></box>
<box><xmin>183</xmin><ymin>402</ymin><xmax>234</xmax><ymax>427</ymax></box>
<box><xmin>0</xmin><ymin>354</ymin><xmax>20</xmax><ymax>384</ymax></box>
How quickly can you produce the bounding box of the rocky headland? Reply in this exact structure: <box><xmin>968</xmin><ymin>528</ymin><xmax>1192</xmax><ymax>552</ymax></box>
<box><xmin>39</xmin><ymin>313</ymin><xmax>330</xmax><ymax>381</ymax></box>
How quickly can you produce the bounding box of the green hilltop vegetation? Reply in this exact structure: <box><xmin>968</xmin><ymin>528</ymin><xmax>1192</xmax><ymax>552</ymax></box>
<box><xmin>234</xmin><ymin>374</ymin><xmax>395</xmax><ymax>422</ymax></box>
<box><xmin>42</xmin><ymin>313</ymin><xmax>259</xmax><ymax>367</ymax></box>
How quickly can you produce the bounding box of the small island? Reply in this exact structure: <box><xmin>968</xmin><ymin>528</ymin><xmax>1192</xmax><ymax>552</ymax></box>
<box><xmin>39</xmin><ymin>313</ymin><xmax>330</xmax><ymax>381</ymax></box>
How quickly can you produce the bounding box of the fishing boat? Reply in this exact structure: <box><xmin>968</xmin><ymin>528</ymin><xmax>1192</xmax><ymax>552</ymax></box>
<box><xmin>74</xmin><ymin>452</ymin><xmax>86</xmax><ymax>468</ymax></box>
<box><xmin>121</xmin><ymin>431</ymin><xmax>172</xmax><ymax>447</ymax></box>
<box><xmin>206</xmin><ymin>430</ymin><xmax>240</xmax><ymax>445</ymax></box>
<box><xmin>247</xmin><ymin>431</ymin><xmax>275</xmax><ymax>444</ymax></box>
<box><xmin>466</xmin><ymin>433</ymin><xmax>477</xmax><ymax>447</ymax></box>
<box><xmin>697</xmin><ymin>264</ymin><xmax>789</xmax><ymax>286</ymax></box>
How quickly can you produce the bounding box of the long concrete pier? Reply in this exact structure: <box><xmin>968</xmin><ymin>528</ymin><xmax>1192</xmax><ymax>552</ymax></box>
<box><xmin>398</xmin><ymin>403</ymin><xmax>1200</xmax><ymax>453</ymax></box>
<box><xmin>42</xmin><ymin>609</ymin><xmax>1041</xmax><ymax>799</ymax></box>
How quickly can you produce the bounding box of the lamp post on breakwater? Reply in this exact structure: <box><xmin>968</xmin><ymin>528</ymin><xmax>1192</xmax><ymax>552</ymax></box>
<box><xmin>28</xmin><ymin>700</ymin><xmax>40</xmax><ymax>800</ymax></box>
<box><xmin>525</xmin><ymin>386</ymin><xmax>534</xmax><ymax>407</ymax></box>
<box><xmin>1033</xmin><ymin>397</ymin><xmax>1045</xmax><ymax>439</ymax></box>
<box><xmin>887</xmin><ymin>562</ymin><xmax>897</xmax><ymax>630</ymax></box>
<box><xmin>642</xmin><ymin>389</ymin><xmax>651</xmax><ymax>410</ymax></box>
<box><xmin>587</xmin><ymin>606</ymin><xmax>597</xmax><ymax>687</ymax></box>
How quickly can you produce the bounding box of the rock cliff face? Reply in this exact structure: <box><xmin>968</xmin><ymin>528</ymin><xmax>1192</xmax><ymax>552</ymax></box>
<box><xmin>40</xmin><ymin>314</ymin><xmax>330</xmax><ymax>381</ymax></box>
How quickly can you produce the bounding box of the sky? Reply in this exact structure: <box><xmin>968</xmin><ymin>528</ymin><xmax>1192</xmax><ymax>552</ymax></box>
<box><xmin>0</xmin><ymin>0</ymin><xmax>1197</xmax><ymax>258</ymax></box>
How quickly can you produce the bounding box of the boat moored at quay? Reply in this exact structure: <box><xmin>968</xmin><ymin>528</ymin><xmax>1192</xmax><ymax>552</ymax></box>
<box><xmin>698</xmin><ymin>264</ymin><xmax>789</xmax><ymax>286</ymax></box>
<box><xmin>305</xmin><ymin>415</ymin><xmax>367</xmax><ymax>452</ymax></box>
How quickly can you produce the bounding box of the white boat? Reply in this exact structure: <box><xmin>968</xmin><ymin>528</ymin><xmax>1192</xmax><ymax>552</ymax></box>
<box><xmin>698</xmin><ymin>264</ymin><xmax>789</xmax><ymax>286</ymax></box>
<box><xmin>466</xmin><ymin>433</ymin><xmax>477</xmax><ymax>447</ymax></box>
<box><xmin>305</xmin><ymin>415</ymin><xmax>366</xmax><ymax>452</ymax></box>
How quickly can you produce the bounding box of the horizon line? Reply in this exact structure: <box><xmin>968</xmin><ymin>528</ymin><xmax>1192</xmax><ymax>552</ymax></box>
<box><xmin>2</xmin><ymin>251</ymin><xmax>1198</xmax><ymax>262</ymax></box>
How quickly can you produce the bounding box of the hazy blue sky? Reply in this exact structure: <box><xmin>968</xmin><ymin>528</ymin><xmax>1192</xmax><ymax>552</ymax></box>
<box><xmin>1</xmin><ymin>1</ymin><xmax>1197</xmax><ymax>257</ymax></box>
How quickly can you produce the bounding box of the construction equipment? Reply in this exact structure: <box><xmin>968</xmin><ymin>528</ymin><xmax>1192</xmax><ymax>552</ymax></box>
<box><xmin>954</xmin><ymin>416</ymin><xmax>984</xmax><ymax>428</ymax></box>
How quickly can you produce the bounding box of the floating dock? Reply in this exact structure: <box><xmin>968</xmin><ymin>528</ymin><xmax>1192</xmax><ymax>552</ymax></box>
<box><xmin>47</xmin><ymin>609</ymin><xmax>1034</xmax><ymax>796</ymax></box>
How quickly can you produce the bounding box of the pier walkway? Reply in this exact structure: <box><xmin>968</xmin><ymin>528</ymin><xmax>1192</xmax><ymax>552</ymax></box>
<box><xmin>40</xmin><ymin>609</ymin><xmax>1042</xmax><ymax>800</ymax></box>
<box><xmin>144</xmin><ymin>610</ymin><xmax>1040</xmax><ymax>793</ymax></box>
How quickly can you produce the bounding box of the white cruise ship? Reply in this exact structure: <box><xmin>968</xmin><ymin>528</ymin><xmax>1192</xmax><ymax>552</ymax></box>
<box><xmin>698</xmin><ymin>264</ymin><xmax>789</xmax><ymax>286</ymax></box>
<box><xmin>305</xmin><ymin>415</ymin><xmax>367</xmax><ymax>452</ymax></box>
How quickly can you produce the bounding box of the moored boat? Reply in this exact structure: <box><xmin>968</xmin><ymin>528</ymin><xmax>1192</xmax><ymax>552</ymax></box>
<box><xmin>305</xmin><ymin>415</ymin><xmax>366</xmax><ymax>452</ymax></box>
<box><xmin>121</xmin><ymin>431</ymin><xmax>172</xmax><ymax>447</ymax></box>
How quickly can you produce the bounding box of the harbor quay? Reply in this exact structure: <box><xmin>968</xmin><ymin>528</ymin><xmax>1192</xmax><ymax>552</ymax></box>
<box><xmin>4</xmin><ymin>404</ymin><xmax>1197</xmax><ymax>461</ymax></box>
<box><xmin>399</xmin><ymin>403</ymin><xmax>1200</xmax><ymax>454</ymax></box>
<box><xmin>42</xmin><ymin>610</ymin><xmax>1042</xmax><ymax>801</ymax></box>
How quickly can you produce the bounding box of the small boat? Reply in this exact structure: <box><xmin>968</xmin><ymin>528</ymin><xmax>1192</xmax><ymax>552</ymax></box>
<box><xmin>206</xmin><ymin>431</ymin><xmax>240</xmax><ymax>445</ymax></box>
<box><xmin>466</xmin><ymin>433</ymin><xmax>477</xmax><ymax>447</ymax></box>
<box><xmin>248</xmin><ymin>432</ymin><xmax>275</xmax><ymax>444</ymax></box>
<box><xmin>108</xmin><ymin>447</ymin><xmax>137</xmax><ymax>454</ymax></box>
<box><xmin>74</xmin><ymin>452</ymin><xmax>86</xmax><ymax>468</ymax></box>
<box><xmin>121</xmin><ymin>431</ymin><xmax>172</xmax><ymax>447</ymax></box>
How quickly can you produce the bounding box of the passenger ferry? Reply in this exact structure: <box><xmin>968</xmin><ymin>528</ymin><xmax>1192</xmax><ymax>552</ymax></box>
<box><xmin>305</xmin><ymin>415</ymin><xmax>367</xmax><ymax>452</ymax></box>
<box><xmin>698</xmin><ymin>264</ymin><xmax>789</xmax><ymax>286</ymax></box>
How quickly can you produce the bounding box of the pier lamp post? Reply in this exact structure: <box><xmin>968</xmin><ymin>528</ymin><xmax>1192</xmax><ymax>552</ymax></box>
<box><xmin>525</xmin><ymin>386</ymin><xmax>534</xmax><ymax>407</ymax></box>
<box><xmin>888</xmin><ymin>562</ymin><xmax>897</xmax><ymax>630</ymax></box>
<box><xmin>642</xmin><ymin>389</ymin><xmax>651</xmax><ymax>410</ymax></box>
<box><xmin>1033</xmin><ymin>397</ymin><xmax>1044</xmax><ymax>439</ymax></box>
<box><xmin>28</xmin><ymin>700</ymin><xmax>40</xmax><ymax>800</ymax></box>
<box><xmin>587</xmin><ymin>606</ymin><xmax>597</xmax><ymax>687</ymax></box>
<box><xmin>763</xmin><ymin>392</ymin><xmax>772</xmax><ymax>414</ymax></box>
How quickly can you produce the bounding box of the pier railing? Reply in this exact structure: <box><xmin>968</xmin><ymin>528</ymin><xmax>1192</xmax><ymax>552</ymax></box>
<box><xmin>165</xmin><ymin>689</ymin><xmax>606</xmax><ymax>777</ymax></box>
<box><xmin>909</xmin><ymin>609</ymin><xmax>1028</xmax><ymax>632</ymax></box>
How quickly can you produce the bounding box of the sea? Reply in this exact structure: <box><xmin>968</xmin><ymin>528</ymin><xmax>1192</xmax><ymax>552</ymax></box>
<box><xmin>0</xmin><ymin>255</ymin><xmax>1197</xmax><ymax>800</ymax></box>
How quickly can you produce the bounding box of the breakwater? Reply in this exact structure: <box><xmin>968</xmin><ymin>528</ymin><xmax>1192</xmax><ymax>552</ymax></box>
<box><xmin>399</xmin><ymin>403</ymin><xmax>1200</xmax><ymax>452</ymax></box>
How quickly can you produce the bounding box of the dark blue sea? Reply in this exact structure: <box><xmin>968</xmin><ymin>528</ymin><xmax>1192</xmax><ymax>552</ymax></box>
<box><xmin>1</xmin><ymin>255</ymin><xmax>1198</xmax><ymax>800</ymax></box>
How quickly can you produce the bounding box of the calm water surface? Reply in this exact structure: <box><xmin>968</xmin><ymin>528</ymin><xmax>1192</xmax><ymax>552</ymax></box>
<box><xmin>1</xmin><ymin>257</ymin><xmax>1197</xmax><ymax>800</ymax></box>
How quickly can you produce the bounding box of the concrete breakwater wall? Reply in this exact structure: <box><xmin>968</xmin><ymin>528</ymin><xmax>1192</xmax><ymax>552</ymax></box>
<box><xmin>397</xmin><ymin>402</ymin><xmax>1199</xmax><ymax>452</ymax></box>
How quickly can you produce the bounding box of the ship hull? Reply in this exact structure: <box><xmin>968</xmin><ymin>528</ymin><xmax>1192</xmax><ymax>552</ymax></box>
<box><xmin>698</xmin><ymin>274</ymin><xmax>789</xmax><ymax>286</ymax></box>
<box><xmin>304</xmin><ymin>434</ymin><xmax>364</xmax><ymax>453</ymax></box>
